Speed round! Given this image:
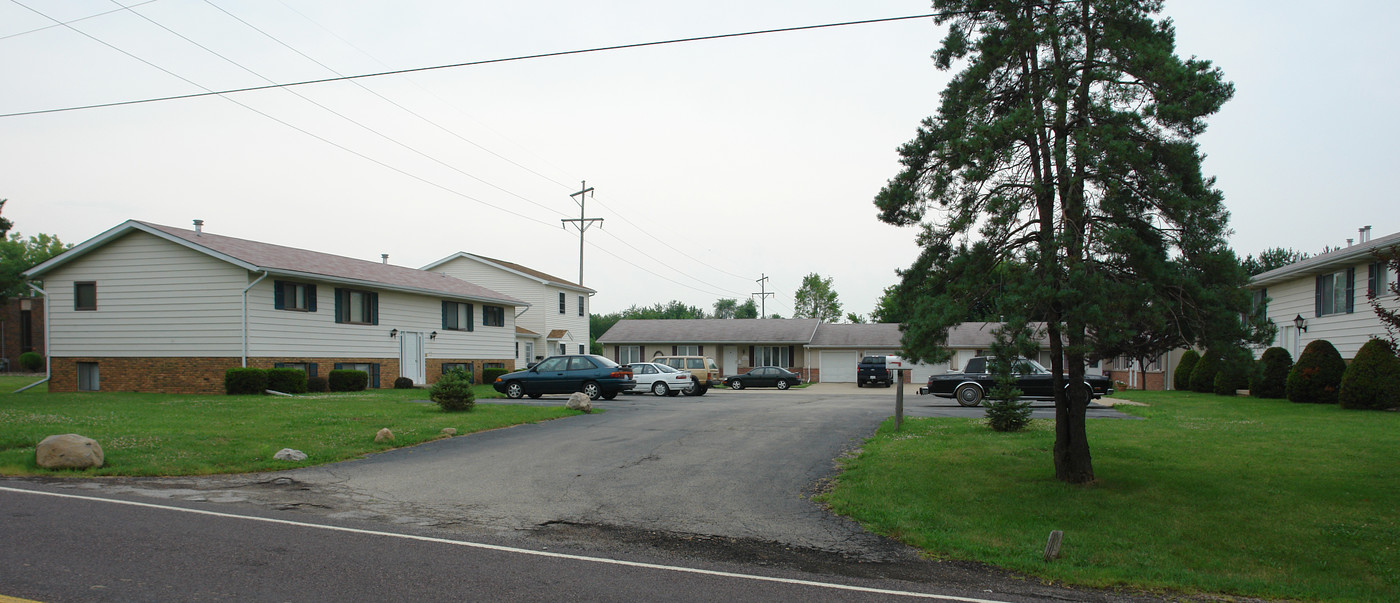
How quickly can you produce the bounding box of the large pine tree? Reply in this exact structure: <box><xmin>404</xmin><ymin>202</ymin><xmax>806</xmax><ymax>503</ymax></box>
<box><xmin>875</xmin><ymin>0</ymin><xmax>1257</xmax><ymax>483</ymax></box>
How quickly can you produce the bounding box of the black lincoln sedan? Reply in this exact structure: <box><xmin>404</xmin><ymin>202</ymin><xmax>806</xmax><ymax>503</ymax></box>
<box><xmin>919</xmin><ymin>356</ymin><xmax>1114</xmax><ymax>406</ymax></box>
<box><xmin>493</xmin><ymin>354</ymin><xmax>635</xmax><ymax>400</ymax></box>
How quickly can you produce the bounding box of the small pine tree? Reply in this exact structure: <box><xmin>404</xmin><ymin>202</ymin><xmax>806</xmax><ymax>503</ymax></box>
<box><xmin>1173</xmin><ymin>350</ymin><xmax>1200</xmax><ymax>390</ymax></box>
<box><xmin>430</xmin><ymin>368</ymin><xmax>476</xmax><ymax>412</ymax></box>
<box><xmin>1189</xmin><ymin>349</ymin><xmax>1222</xmax><ymax>393</ymax></box>
<box><xmin>1286</xmin><ymin>339</ymin><xmax>1347</xmax><ymax>404</ymax></box>
<box><xmin>1250</xmin><ymin>347</ymin><xmax>1292</xmax><ymax>399</ymax></box>
<box><xmin>1338</xmin><ymin>339</ymin><xmax>1400</xmax><ymax>410</ymax></box>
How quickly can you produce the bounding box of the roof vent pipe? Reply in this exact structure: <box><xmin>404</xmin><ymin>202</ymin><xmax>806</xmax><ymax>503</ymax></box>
<box><xmin>1365</xmin><ymin>225</ymin><xmax>1373</xmax><ymax>242</ymax></box>
<box><xmin>1347</xmin><ymin>238</ymin><xmax>1354</xmax><ymax>247</ymax></box>
<box><xmin>193</xmin><ymin>219</ymin><xmax>204</xmax><ymax>235</ymax></box>
<box><xmin>381</xmin><ymin>254</ymin><xmax>389</xmax><ymax>264</ymax></box>
<box><xmin>1360</xmin><ymin>227</ymin><xmax>1367</xmax><ymax>243</ymax></box>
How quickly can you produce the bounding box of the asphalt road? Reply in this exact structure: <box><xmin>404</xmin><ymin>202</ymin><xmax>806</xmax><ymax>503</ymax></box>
<box><xmin>2</xmin><ymin>385</ymin><xmax>1151</xmax><ymax>602</ymax></box>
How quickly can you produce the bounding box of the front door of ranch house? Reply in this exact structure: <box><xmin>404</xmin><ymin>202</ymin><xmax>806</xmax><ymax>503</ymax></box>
<box><xmin>400</xmin><ymin>331</ymin><xmax>426</xmax><ymax>385</ymax></box>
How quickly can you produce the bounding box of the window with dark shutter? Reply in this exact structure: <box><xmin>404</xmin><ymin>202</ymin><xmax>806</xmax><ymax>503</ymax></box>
<box><xmin>442</xmin><ymin>301</ymin><xmax>474</xmax><ymax>331</ymax></box>
<box><xmin>335</xmin><ymin>288</ymin><xmax>378</xmax><ymax>324</ymax></box>
<box><xmin>275</xmin><ymin>281</ymin><xmax>315</xmax><ymax>311</ymax></box>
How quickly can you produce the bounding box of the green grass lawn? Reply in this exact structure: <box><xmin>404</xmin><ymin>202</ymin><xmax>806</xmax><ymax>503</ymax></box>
<box><xmin>0</xmin><ymin>376</ymin><xmax>581</xmax><ymax>476</ymax></box>
<box><xmin>817</xmin><ymin>390</ymin><xmax>1399</xmax><ymax>602</ymax></box>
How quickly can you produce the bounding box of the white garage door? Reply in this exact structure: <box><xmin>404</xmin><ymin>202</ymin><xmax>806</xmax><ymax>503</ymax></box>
<box><xmin>911</xmin><ymin>361</ymin><xmax>944</xmax><ymax>384</ymax></box>
<box><xmin>820</xmin><ymin>351</ymin><xmax>859</xmax><ymax>382</ymax></box>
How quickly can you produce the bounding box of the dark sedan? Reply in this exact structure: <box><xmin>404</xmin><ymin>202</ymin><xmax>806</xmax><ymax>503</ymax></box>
<box><xmin>724</xmin><ymin>367</ymin><xmax>802</xmax><ymax>390</ymax></box>
<box><xmin>493</xmin><ymin>354</ymin><xmax>635</xmax><ymax>400</ymax></box>
<box><xmin>919</xmin><ymin>356</ymin><xmax>1114</xmax><ymax>406</ymax></box>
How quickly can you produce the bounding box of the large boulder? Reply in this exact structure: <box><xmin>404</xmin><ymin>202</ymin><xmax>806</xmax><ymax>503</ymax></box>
<box><xmin>35</xmin><ymin>434</ymin><xmax>104</xmax><ymax>470</ymax></box>
<box><xmin>374</xmin><ymin>428</ymin><xmax>395</xmax><ymax>443</ymax></box>
<box><xmin>565</xmin><ymin>392</ymin><xmax>592</xmax><ymax>413</ymax></box>
<box><xmin>273</xmin><ymin>448</ymin><xmax>308</xmax><ymax>461</ymax></box>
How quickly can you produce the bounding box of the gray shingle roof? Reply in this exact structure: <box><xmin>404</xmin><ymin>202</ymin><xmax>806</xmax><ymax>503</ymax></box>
<box><xmin>1250</xmin><ymin>229</ymin><xmax>1400</xmax><ymax>288</ymax></box>
<box><xmin>807</xmin><ymin>323</ymin><xmax>902</xmax><ymax>347</ymax></box>
<box><xmin>597</xmin><ymin>319</ymin><xmax>821</xmax><ymax>344</ymax></box>
<box><xmin>27</xmin><ymin>220</ymin><xmax>525</xmax><ymax>306</ymax></box>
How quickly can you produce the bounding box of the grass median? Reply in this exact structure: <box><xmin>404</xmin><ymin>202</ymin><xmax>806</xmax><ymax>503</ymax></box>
<box><xmin>0</xmin><ymin>376</ymin><xmax>584</xmax><ymax>477</ymax></box>
<box><xmin>817</xmin><ymin>390</ymin><xmax>1399</xmax><ymax>602</ymax></box>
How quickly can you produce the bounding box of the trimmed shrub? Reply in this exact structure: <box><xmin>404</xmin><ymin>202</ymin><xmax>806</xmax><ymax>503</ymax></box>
<box><xmin>1189</xmin><ymin>349</ymin><xmax>1222</xmax><ymax>393</ymax></box>
<box><xmin>1251</xmin><ymin>347</ymin><xmax>1292</xmax><ymax>399</ymax></box>
<box><xmin>307</xmin><ymin>376</ymin><xmax>329</xmax><ymax>393</ymax></box>
<box><xmin>482</xmin><ymin>368</ymin><xmax>509</xmax><ymax>384</ymax></box>
<box><xmin>1173</xmin><ymin>350</ymin><xmax>1200</xmax><ymax>391</ymax></box>
<box><xmin>430</xmin><ymin>368</ymin><xmax>476</xmax><ymax>412</ymax></box>
<box><xmin>393</xmin><ymin>376</ymin><xmax>415</xmax><ymax>389</ymax></box>
<box><xmin>18</xmin><ymin>351</ymin><xmax>43</xmax><ymax>372</ymax></box>
<box><xmin>328</xmin><ymin>369</ymin><xmax>369</xmax><ymax>392</ymax></box>
<box><xmin>1212</xmin><ymin>347</ymin><xmax>1253</xmax><ymax>396</ymax></box>
<box><xmin>225</xmin><ymin>368</ymin><xmax>268</xmax><ymax>395</ymax></box>
<box><xmin>266</xmin><ymin>368</ymin><xmax>308</xmax><ymax>394</ymax></box>
<box><xmin>1286</xmin><ymin>339</ymin><xmax>1347</xmax><ymax>404</ymax></box>
<box><xmin>1338</xmin><ymin>339</ymin><xmax>1400</xmax><ymax>410</ymax></box>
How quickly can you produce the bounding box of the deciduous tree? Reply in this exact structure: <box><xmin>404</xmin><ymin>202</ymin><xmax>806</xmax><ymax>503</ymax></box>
<box><xmin>792</xmin><ymin>273</ymin><xmax>842</xmax><ymax>322</ymax></box>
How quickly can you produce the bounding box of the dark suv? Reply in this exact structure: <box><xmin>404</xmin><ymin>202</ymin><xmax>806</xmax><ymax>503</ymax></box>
<box><xmin>493</xmin><ymin>354</ymin><xmax>635</xmax><ymax>400</ymax></box>
<box><xmin>857</xmin><ymin>355</ymin><xmax>893</xmax><ymax>388</ymax></box>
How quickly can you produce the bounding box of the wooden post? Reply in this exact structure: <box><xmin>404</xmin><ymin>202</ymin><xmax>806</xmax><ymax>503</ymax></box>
<box><xmin>1044</xmin><ymin>530</ymin><xmax>1064</xmax><ymax>561</ymax></box>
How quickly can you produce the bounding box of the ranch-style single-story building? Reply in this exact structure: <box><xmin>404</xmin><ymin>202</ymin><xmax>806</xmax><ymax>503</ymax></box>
<box><xmin>597</xmin><ymin>319</ymin><xmax>1099</xmax><ymax>384</ymax></box>
<box><xmin>24</xmin><ymin>220</ymin><xmax>526</xmax><ymax>394</ymax></box>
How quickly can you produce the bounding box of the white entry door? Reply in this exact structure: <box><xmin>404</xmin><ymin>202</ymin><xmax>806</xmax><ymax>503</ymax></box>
<box><xmin>400</xmin><ymin>331</ymin><xmax>425</xmax><ymax>385</ymax></box>
<box><xmin>723</xmin><ymin>346</ymin><xmax>738</xmax><ymax>376</ymax></box>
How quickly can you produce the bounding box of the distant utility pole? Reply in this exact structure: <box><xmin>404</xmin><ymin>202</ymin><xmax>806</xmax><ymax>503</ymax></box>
<box><xmin>753</xmin><ymin>273</ymin><xmax>775</xmax><ymax>318</ymax></box>
<box><xmin>561</xmin><ymin>180</ymin><xmax>602</xmax><ymax>286</ymax></box>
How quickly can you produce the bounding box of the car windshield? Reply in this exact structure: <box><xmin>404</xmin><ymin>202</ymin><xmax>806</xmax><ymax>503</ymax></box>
<box><xmin>655</xmin><ymin>363</ymin><xmax>678</xmax><ymax>373</ymax></box>
<box><xmin>592</xmin><ymin>355</ymin><xmax>621</xmax><ymax>368</ymax></box>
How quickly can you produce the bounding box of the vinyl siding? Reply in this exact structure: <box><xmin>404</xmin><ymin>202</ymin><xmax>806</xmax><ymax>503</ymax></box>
<box><xmin>1260</xmin><ymin>261</ymin><xmax>1400</xmax><ymax>359</ymax></box>
<box><xmin>44</xmin><ymin>231</ymin><xmax>245</xmax><ymax>357</ymax></box>
<box><xmin>248</xmin><ymin>282</ymin><xmax>515</xmax><ymax>360</ymax></box>
<box><xmin>430</xmin><ymin>258</ymin><xmax>591</xmax><ymax>345</ymax></box>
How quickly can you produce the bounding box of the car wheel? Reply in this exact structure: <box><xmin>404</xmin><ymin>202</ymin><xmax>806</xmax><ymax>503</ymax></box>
<box><xmin>582</xmin><ymin>382</ymin><xmax>602</xmax><ymax>400</ymax></box>
<box><xmin>776</xmin><ymin>380</ymin><xmax>789</xmax><ymax>390</ymax></box>
<box><xmin>955</xmin><ymin>383</ymin><xmax>984</xmax><ymax>407</ymax></box>
<box><xmin>683</xmin><ymin>378</ymin><xmax>703</xmax><ymax>396</ymax></box>
<box><xmin>505</xmin><ymin>382</ymin><xmax>524</xmax><ymax>399</ymax></box>
<box><xmin>856</xmin><ymin>381</ymin><xmax>863</xmax><ymax>388</ymax></box>
<box><xmin>652</xmin><ymin>381</ymin><xmax>669</xmax><ymax>396</ymax></box>
<box><xmin>602</xmin><ymin>392</ymin><xmax>618</xmax><ymax>400</ymax></box>
<box><xmin>730</xmin><ymin>379</ymin><xmax>744</xmax><ymax>390</ymax></box>
<box><xmin>528</xmin><ymin>393</ymin><xmax>542</xmax><ymax>399</ymax></box>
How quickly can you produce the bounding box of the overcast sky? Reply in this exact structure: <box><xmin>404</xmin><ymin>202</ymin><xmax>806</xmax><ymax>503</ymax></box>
<box><xmin>2</xmin><ymin>1</ymin><xmax>1396</xmax><ymax>317</ymax></box>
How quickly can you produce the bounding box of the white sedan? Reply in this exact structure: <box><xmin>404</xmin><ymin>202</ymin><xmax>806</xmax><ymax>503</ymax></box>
<box><xmin>626</xmin><ymin>362</ymin><xmax>692</xmax><ymax>396</ymax></box>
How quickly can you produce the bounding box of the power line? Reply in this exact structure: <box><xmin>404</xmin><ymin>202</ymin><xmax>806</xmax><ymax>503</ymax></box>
<box><xmin>0</xmin><ymin>12</ymin><xmax>940</xmax><ymax>119</ymax></box>
<box><xmin>0</xmin><ymin>0</ymin><xmax>160</xmax><ymax>41</ymax></box>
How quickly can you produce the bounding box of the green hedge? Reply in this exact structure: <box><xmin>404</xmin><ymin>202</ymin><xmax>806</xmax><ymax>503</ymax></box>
<box><xmin>225</xmin><ymin>368</ymin><xmax>268</xmax><ymax>395</ymax></box>
<box><xmin>1251</xmin><ymin>347</ymin><xmax>1292</xmax><ymax>399</ymax></box>
<box><xmin>1286</xmin><ymin>339</ymin><xmax>1346</xmax><ymax>404</ymax></box>
<box><xmin>1338</xmin><ymin>339</ymin><xmax>1400</xmax><ymax>410</ymax></box>
<box><xmin>1173</xmin><ymin>350</ymin><xmax>1199</xmax><ymax>390</ymax></box>
<box><xmin>267</xmin><ymin>368</ymin><xmax>308</xmax><ymax>394</ymax></box>
<box><xmin>1189</xmin><ymin>349</ymin><xmax>1222</xmax><ymax>393</ymax></box>
<box><xmin>18</xmin><ymin>352</ymin><xmax>44</xmax><ymax>372</ymax></box>
<box><xmin>328</xmin><ymin>369</ymin><xmax>369</xmax><ymax>392</ymax></box>
<box><xmin>1212</xmin><ymin>347</ymin><xmax>1254</xmax><ymax>396</ymax></box>
<box><xmin>482</xmin><ymin>368</ymin><xmax>509</xmax><ymax>384</ymax></box>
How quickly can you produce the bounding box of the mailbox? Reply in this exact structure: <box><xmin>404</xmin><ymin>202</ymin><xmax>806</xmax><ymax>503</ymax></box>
<box><xmin>884</xmin><ymin>355</ymin><xmax>908</xmax><ymax>370</ymax></box>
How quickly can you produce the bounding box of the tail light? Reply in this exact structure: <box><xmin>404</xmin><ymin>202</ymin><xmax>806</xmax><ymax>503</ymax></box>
<box><xmin>609</xmin><ymin>370</ymin><xmax>633</xmax><ymax>379</ymax></box>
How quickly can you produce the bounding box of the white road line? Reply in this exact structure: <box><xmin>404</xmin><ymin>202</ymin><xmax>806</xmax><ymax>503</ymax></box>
<box><xmin>1</xmin><ymin>484</ymin><xmax>1016</xmax><ymax>602</ymax></box>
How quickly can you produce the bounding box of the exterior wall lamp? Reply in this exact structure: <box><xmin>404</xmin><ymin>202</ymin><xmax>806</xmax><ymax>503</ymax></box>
<box><xmin>430</xmin><ymin>331</ymin><xmax>438</xmax><ymax>340</ymax></box>
<box><xmin>389</xmin><ymin>328</ymin><xmax>398</xmax><ymax>338</ymax></box>
<box><xmin>1293</xmin><ymin>314</ymin><xmax>1307</xmax><ymax>333</ymax></box>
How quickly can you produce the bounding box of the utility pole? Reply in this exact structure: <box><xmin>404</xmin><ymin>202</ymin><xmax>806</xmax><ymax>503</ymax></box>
<box><xmin>561</xmin><ymin>180</ymin><xmax>602</xmax><ymax>286</ymax></box>
<box><xmin>753</xmin><ymin>274</ymin><xmax>775</xmax><ymax>319</ymax></box>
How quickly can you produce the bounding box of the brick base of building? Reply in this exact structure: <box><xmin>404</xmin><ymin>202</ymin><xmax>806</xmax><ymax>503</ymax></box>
<box><xmin>47</xmin><ymin>356</ymin><xmax>516</xmax><ymax>395</ymax></box>
<box><xmin>1103</xmin><ymin>369</ymin><xmax>1166</xmax><ymax>391</ymax></box>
